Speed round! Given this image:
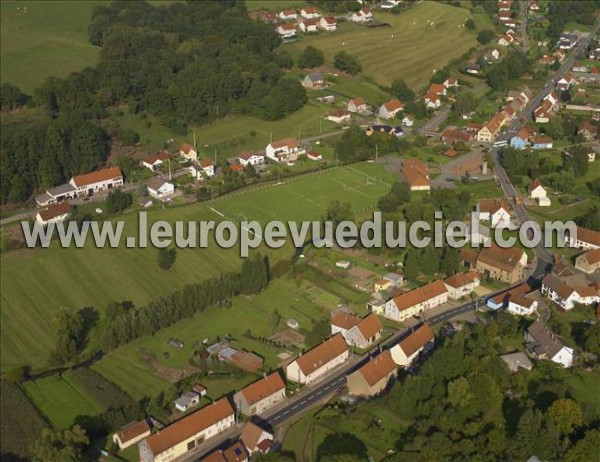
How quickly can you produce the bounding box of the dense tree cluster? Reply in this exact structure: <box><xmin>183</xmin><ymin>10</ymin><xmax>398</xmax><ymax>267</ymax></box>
<box><xmin>575</xmin><ymin>206</ymin><xmax>600</xmax><ymax>232</ymax></box>
<box><xmin>105</xmin><ymin>189</ymin><xmax>133</xmax><ymax>214</ymax></box>
<box><xmin>32</xmin><ymin>425</ymin><xmax>89</xmax><ymax>462</ymax></box>
<box><xmin>334</xmin><ymin>125</ymin><xmax>408</xmax><ymax>163</ymax></box>
<box><xmin>0</xmin><ymin>83</ymin><xmax>28</xmax><ymax>111</ymax></box>
<box><xmin>298</xmin><ymin>46</ymin><xmax>325</xmax><ymax>69</ymax></box>
<box><xmin>486</xmin><ymin>50</ymin><xmax>531</xmax><ymax>91</ymax></box>
<box><xmin>0</xmin><ymin>114</ymin><xmax>109</xmax><ymax>203</ymax></box>
<box><xmin>546</xmin><ymin>1</ymin><xmax>597</xmax><ymax>41</ymax></box>
<box><xmin>334</xmin><ymin>51</ymin><xmax>362</xmax><ymax>76</ymax></box>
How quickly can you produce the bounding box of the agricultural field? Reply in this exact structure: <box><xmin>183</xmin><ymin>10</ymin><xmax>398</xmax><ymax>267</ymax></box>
<box><xmin>285</xmin><ymin>2</ymin><xmax>478</xmax><ymax>90</ymax></box>
<box><xmin>0</xmin><ymin>1</ymin><xmax>104</xmax><ymax>93</ymax></box>
<box><xmin>1</xmin><ymin>165</ymin><xmax>392</xmax><ymax>372</ymax></box>
<box><xmin>22</xmin><ymin>372</ymin><xmax>106</xmax><ymax>429</ymax></box>
<box><xmin>93</xmin><ymin>277</ymin><xmax>330</xmax><ymax>400</ymax></box>
<box><xmin>246</xmin><ymin>0</ymin><xmax>302</xmax><ymax>11</ymax></box>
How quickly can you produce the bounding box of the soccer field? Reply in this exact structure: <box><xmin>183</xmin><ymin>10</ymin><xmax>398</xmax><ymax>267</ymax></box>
<box><xmin>0</xmin><ymin>165</ymin><xmax>392</xmax><ymax>372</ymax></box>
<box><xmin>286</xmin><ymin>2</ymin><xmax>476</xmax><ymax>90</ymax></box>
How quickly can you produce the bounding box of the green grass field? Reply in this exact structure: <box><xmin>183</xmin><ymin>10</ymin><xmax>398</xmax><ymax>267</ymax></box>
<box><xmin>1</xmin><ymin>165</ymin><xmax>391</xmax><ymax>372</ymax></box>
<box><xmin>92</xmin><ymin>278</ymin><xmax>327</xmax><ymax>399</ymax></box>
<box><xmin>246</xmin><ymin>0</ymin><xmax>302</xmax><ymax>11</ymax></box>
<box><xmin>23</xmin><ymin>372</ymin><xmax>106</xmax><ymax>429</ymax></box>
<box><xmin>0</xmin><ymin>1</ymin><xmax>104</xmax><ymax>93</ymax></box>
<box><xmin>286</xmin><ymin>2</ymin><xmax>477</xmax><ymax>90</ymax></box>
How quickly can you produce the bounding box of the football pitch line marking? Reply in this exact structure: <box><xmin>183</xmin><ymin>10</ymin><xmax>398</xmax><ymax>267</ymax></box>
<box><xmin>331</xmin><ymin>179</ymin><xmax>380</xmax><ymax>199</ymax></box>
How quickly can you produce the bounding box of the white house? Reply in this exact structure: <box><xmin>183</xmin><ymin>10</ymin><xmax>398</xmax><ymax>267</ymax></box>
<box><xmin>541</xmin><ymin>274</ymin><xmax>600</xmax><ymax>311</ymax></box>
<box><xmin>199</xmin><ymin>159</ymin><xmax>215</xmax><ymax>177</ymax></box>
<box><xmin>383</xmin><ymin>280</ymin><xmax>448</xmax><ymax>322</ymax></box>
<box><xmin>348</xmin><ymin>97</ymin><xmax>368</xmax><ymax>113</ymax></box>
<box><xmin>35</xmin><ymin>201</ymin><xmax>71</xmax><ymax>225</ymax></box>
<box><xmin>277</xmin><ymin>23</ymin><xmax>297</xmax><ymax>38</ymax></box>
<box><xmin>233</xmin><ymin>373</ymin><xmax>286</xmax><ymax>416</ymax></box>
<box><xmin>327</xmin><ymin>108</ymin><xmax>351</xmax><ymax>124</ymax></box>
<box><xmin>113</xmin><ymin>420</ymin><xmax>151</xmax><ymax>450</ymax></box>
<box><xmin>424</xmin><ymin>92</ymin><xmax>441</xmax><ymax>109</ymax></box>
<box><xmin>528</xmin><ymin>179</ymin><xmax>547</xmax><ymax>200</ymax></box>
<box><xmin>285</xmin><ymin>334</ymin><xmax>349</xmax><ymax>384</ymax></box>
<box><xmin>180</xmin><ymin>144</ymin><xmax>198</xmax><ymax>161</ymax></box>
<box><xmin>139</xmin><ymin>398</ymin><xmax>235</xmax><ymax>462</ymax></box>
<box><xmin>389</xmin><ymin>323</ymin><xmax>434</xmax><ymax>367</ymax></box>
<box><xmin>350</xmin><ymin>8</ymin><xmax>372</xmax><ymax>22</ymax></box>
<box><xmin>476</xmin><ymin>199</ymin><xmax>511</xmax><ymax>228</ymax></box>
<box><xmin>240</xmin><ymin>422</ymin><xmax>274</xmax><ymax>456</ymax></box>
<box><xmin>330</xmin><ymin>311</ymin><xmax>383</xmax><ymax>349</ymax></box>
<box><xmin>443</xmin><ymin>271</ymin><xmax>480</xmax><ymax>300</ymax></box>
<box><xmin>238</xmin><ymin>151</ymin><xmax>265</xmax><ymax>167</ymax></box>
<box><xmin>279</xmin><ymin>8</ymin><xmax>297</xmax><ymax>20</ymax></box>
<box><xmin>266</xmin><ymin>138</ymin><xmax>305</xmax><ymax>163</ymax></box>
<box><xmin>300</xmin><ymin>7</ymin><xmax>320</xmax><ymax>19</ymax></box>
<box><xmin>141</xmin><ymin>152</ymin><xmax>170</xmax><ymax>171</ymax></box>
<box><xmin>507</xmin><ymin>294</ymin><xmax>538</xmax><ymax>316</ymax></box>
<box><xmin>565</xmin><ymin>226</ymin><xmax>600</xmax><ymax>250</ymax></box>
<box><xmin>444</xmin><ymin>77</ymin><xmax>459</xmax><ymax>88</ymax></box>
<box><xmin>402</xmin><ymin>115</ymin><xmax>414</xmax><ymax>127</ymax></box>
<box><xmin>174</xmin><ymin>392</ymin><xmax>200</xmax><ymax>412</ymax></box>
<box><xmin>298</xmin><ymin>18</ymin><xmax>318</xmax><ymax>33</ymax></box>
<box><xmin>146</xmin><ymin>177</ymin><xmax>175</xmax><ymax>200</ymax></box>
<box><xmin>320</xmin><ymin>16</ymin><xmax>337</xmax><ymax>31</ymax></box>
<box><xmin>379</xmin><ymin>99</ymin><xmax>404</xmax><ymax>119</ymax></box>
<box><xmin>525</xmin><ymin>319</ymin><xmax>574</xmax><ymax>368</ymax></box>
<box><xmin>66</xmin><ymin>166</ymin><xmax>124</xmax><ymax>200</ymax></box>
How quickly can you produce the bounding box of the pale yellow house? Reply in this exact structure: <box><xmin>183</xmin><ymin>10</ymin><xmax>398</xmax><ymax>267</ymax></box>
<box><xmin>233</xmin><ymin>372</ymin><xmax>286</xmax><ymax>416</ymax></box>
<box><xmin>139</xmin><ymin>398</ymin><xmax>235</xmax><ymax>462</ymax></box>
<box><xmin>286</xmin><ymin>334</ymin><xmax>350</xmax><ymax>384</ymax></box>
<box><xmin>347</xmin><ymin>350</ymin><xmax>397</xmax><ymax>398</ymax></box>
<box><xmin>383</xmin><ymin>280</ymin><xmax>448</xmax><ymax>322</ymax></box>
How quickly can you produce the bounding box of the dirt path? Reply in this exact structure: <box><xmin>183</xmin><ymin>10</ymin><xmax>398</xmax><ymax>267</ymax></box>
<box><xmin>139</xmin><ymin>348</ymin><xmax>199</xmax><ymax>383</ymax></box>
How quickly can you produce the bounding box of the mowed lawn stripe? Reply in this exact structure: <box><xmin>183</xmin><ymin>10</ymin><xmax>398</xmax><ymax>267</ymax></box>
<box><xmin>23</xmin><ymin>373</ymin><xmax>106</xmax><ymax>430</ymax></box>
<box><xmin>286</xmin><ymin>2</ymin><xmax>475</xmax><ymax>89</ymax></box>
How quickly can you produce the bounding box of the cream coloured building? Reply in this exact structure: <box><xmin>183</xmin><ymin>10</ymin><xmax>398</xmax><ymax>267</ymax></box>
<box><xmin>286</xmin><ymin>334</ymin><xmax>349</xmax><ymax>385</ymax></box>
<box><xmin>233</xmin><ymin>372</ymin><xmax>286</xmax><ymax>416</ymax></box>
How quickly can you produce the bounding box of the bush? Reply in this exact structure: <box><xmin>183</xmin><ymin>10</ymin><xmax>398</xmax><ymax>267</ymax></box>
<box><xmin>105</xmin><ymin>189</ymin><xmax>133</xmax><ymax>214</ymax></box>
<box><xmin>157</xmin><ymin>247</ymin><xmax>176</xmax><ymax>270</ymax></box>
<box><xmin>477</xmin><ymin>29</ymin><xmax>495</xmax><ymax>44</ymax></box>
<box><xmin>298</xmin><ymin>46</ymin><xmax>324</xmax><ymax>68</ymax></box>
<box><xmin>333</xmin><ymin>51</ymin><xmax>362</xmax><ymax>75</ymax></box>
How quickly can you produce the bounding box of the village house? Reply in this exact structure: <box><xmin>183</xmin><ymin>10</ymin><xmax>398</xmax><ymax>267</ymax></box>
<box><xmin>302</xmin><ymin>72</ymin><xmax>324</xmax><ymax>89</ymax></box>
<box><xmin>233</xmin><ymin>372</ymin><xmax>286</xmax><ymax>416</ymax></box>
<box><xmin>424</xmin><ymin>91</ymin><xmax>441</xmax><ymax>109</ymax></box>
<box><xmin>501</xmin><ymin>352</ymin><xmax>533</xmax><ymax>373</ymax></box>
<box><xmin>529</xmin><ymin>0</ymin><xmax>540</xmax><ymax>11</ymax></box>
<box><xmin>476</xmin><ymin>245</ymin><xmax>527</xmax><ymax>284</ymax></box>
<box><xmin>193</xmin><ymin>384</ymin><xmax>207</xmax><ymax>398</ymax></box>
<box><xmin>298</xmin><ymin>18</ymin><xmax>319</xmax><ymax>33</ymax></box>
<box><xmin>300</xmin><ymin>6</ymin><xmax>321</xmax><ymax>19</ymax></box>
<box><xmin>465</xmin><ymin>62</ymin><xmax>482</xmax><ymax>75</ymax></box>
<box><xmin>35</xmin><ymin>201</ymin><xmax>71</xmax><ymax>225</ymax></box>
<box><xmin>146</xmin><ymin>177</ymin><xmax>174</xmax><ymax>200</ymax></box>
<box><xmin>557</xmin><ymin>32</ymin><xmax>578</xmax><ymax>50</ymax></box>
<box><xmin>330</xmin><ymin>311</ymin><xmax>383</xmax><ymax>349</ymax></box>
<box><xmin>307</xmin><ymin>150</ymin><xmax>322</xmax><ymax>161</ymax></box>
<box><xmin>444</xmin><ymin>77</ymin><xmax>459</xmax><ymax>88</ymax></box>
<box><xmin>320</xmin><ymin>16</ymin><xmax>337</xmax><ymax>31</ymax></box>
<box><xmin>556</xmin><ymin>72</ymin><xmax>576</xmax><ymax>91</ymax></box>
<box><xmin>266</xmin><ymin>138</ymin><xmax>305</xmax><ymax>163</ymax></box>
<box><xmin>141</xmin><ymin>152</ymin><xmax>170</xmax><ymax>171</ymax></box>
<box><xmin>350</xmin><ymin>8</ymin><xmax>372</xmax><ymax>22</ymax></box>
<box><xmin>565</xmin><ymin>226</ymin><xmax>600</xmax><ymax>250</ymax></box>
<box><xmin>532</xmin><ymin>136</ymin><xmax>553</xmax><ymax>150</ymax></box>
<box><xmin>573</xmin><ymin>62</ymin><xmax>588</xmax><ymax>73</ymax></box>
<box><xmin>486</xmin><ymin>282</ymin><xmax>531</xmax><ymax>310</ymax></box>
<box><xmin>238</xmin><ymin>151</ymin><xmax>265</xmax><ymax>167</ymax></box>
<box><xmin>443</xmin><ymin>271</ymin><xmax>480</xmax><ymax>300</ymax></box>
<box><xmin>541</xmin><ymin>273</ymin><xmax>600</xmax><ymax>310</ymax></box>
<box><xmin>389</xmin><ymin>323</ymin><xmax>435</xmax><ymax>367</ymax></box>
<box><xmin>347</xmin><ymin>97</ymin><xmax>368</xmax><ymax>113</ymax></box>
<box><xmin>441</xmin><ymin>128</ymin><xmax>471</xmax><ymax>145</ymax></box>
<box><xmin>401</xmin><ymin>158</ymin><xmax>430</xmax><ymax>191</ymax></box>
<box><xmin>577</xmin><ymin>121</ymin><xmax>597</xmax><ymax>141</ymax></box>
<box><xmin>498</xmin><ymin>32</ymin><xmax>516</xmax><ymax>47</ymax></box>
<box><xmin>525</xmin><ymin>319</ymin><xmax>574</xmax><ymax>368</ymax></box>
<box><xmin>327</xmin><ymin>108</ymin><xmax>351</xmax><ymax>124</ymax></box>
<box><xmin>510</xmin><ymin>127</ymin><xmax>530</xmax><ymax>149</ymax></box>
<box><xmin>198</xmin><ymin>159</ymin><xmax>215</xmax><ymax>177</ymax></box>
<box><xmin>347</xmin><ymin>350</ymin><xmax>397</xmax><ymax>398</ymax></box>
<box><xmin>383</xmin><ymin>280</ymin><xmax>448</xmax><ymax>322</ymax></box>
<box><xmin>279</xmin><ymin>8</ymin><xmax>297</xmax><ymax>20</ymax></box>
<box><xmin>507</xmin><ymin>294</ymin><xmax>538</xmax><ymax>316</ymax></box>
<box><xmin>476</xmin><ymin>113</ymin><xmax>506</xmax><ymax>142</ymax></box>
<box><xmin>174</xmin><ymin>392</ymin><xmax>201</xmax><ymax>412</ymax></box>
<box><xmin>484</xmin><ymin>48</ymin><xmax>502</xmax><ymax>62</ymax></box>
<box><xmin>379</xmin><ymin>99</ymin><xmax>404</xmax><ymax>119</ymax></box>
<box><xmin>180</xmin><ymin>144</ymin><xmax>198</xmax><ymax>161</ymax></box>
<box><xmin>575</xmin><ymin>248</ymin><xmax>600</xmax><ymax>273</ymax></box>
<box><xmin>476</xmin><ymin>199</ymin><xmax>511</xmax><ymax>228</ymax></box>
<box><xmin>285</xmin><ymin>334</ymin><xmax>350</xmax><ymax>384</ymax></box>
<box><xmin>113</xmin><ymin>420</ymin><xmax>151</xmax><ymax>450</ymax></box>
<box><xmin>497</xmin><ymin>1</ymin><xmax>511</xmax><ymax>12</ymax></box>
<box><xmin>202</xmin><ymin>441</ymin><xmax>249</xmax><ymax>462</ymax></box>
<box><xmin>277</xmin><ymin>23</ymin><xmax>296</xmax><ymax>38</ymax></box>
<box><xmin>460</xmin><ymin>248</ymin><xmax>479</xmax><ymax>270</ymax></box>
<box><xmin>240</xmin><ymin>422</ymin><xmax>273</xmax><ymax>456</ymax></box>
<box><xmin>428</xmin><ymin>83</ymin><xmax>447</xmax><ymax>96</ymax></box>
<box><xmin>139</xmin><ymin>398</ymin><xmax>235</xmax><ymax>462</ymax></box>
<box><xmin>528</xmin><ymin>179</ymin><xmax>550</xmax><ymax>206</ymax></box>
<box><xmin>402</xmin><ymin>115</ymin><xmax>414</xmax><ymax>126</ymax></box>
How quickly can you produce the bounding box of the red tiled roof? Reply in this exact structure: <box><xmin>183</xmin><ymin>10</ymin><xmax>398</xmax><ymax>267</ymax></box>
<box><xmin>38</xmin><ymin>201</ymin><xmax>71</xmax><ymax>222</ymax></box>
<box><xmin>571</xmin><ymin>226</ymin><xmax>600</xmax><ymax>247</ymax></box>
<box><xmin>392</xmin><ymin>280</ymin><xmax>447</xmax><ymax>312</ymax></box>
<box><xmin>355</xmin><ymin>313</ymin><xmax>383</xmax><ymax>340</ymax></box>
<box><xmin>397</xmin><ymin>323</ymin><xmax>434</xmax><ymax>357</ymax></box>
<box><xmin>444</xmin><ymin>270</ymin><xmax>479</xmax><ymax>289</ymax></box>
<box><xmin>383</xmin><ymin>98</ymin><xmax>404</xmax><ymax>112</ymax></box>
<box><xmin>331</xmin><ymin>311</ymin><xmax>360</xmax><ymax>330</ymax></box>
<box><xmin>143</xmin><ymin>152</ymin><xmax>170</xmax><ymax>164</ymax></box>
<box><xmin>270</xmin><ymin>138</ymin><xmax>299</xmax><ymax>149</ymax></box>
<box><xmin>116</xmin><ymin>420</ymin><xmax>150</xmax><ymax>445</ymax></box>
<box><xmin>72</xmin><ymin>167</ymin><xmax>122</xmax><ymax>187</ymax></box>
<box><xmin>145</xmin><ymin>398</ymin><xmax>234</xmax><ymax>456</ymax></box>
<box><xmin>354</xmin><ymin>350</ymin><xmax>396</xmax><ymax>386</ymax></box>
<box><xmin>402</xmin><ymin>159</ymin><xmax>429</xmax><ymax>187</ymax></box>
<box><xmin>294</xmin><ymin>334</ymin><xmax>348</xmax><ymax>376</ymax></box>
<box><xmin>240</xmin><ymin>372</ymin><xmax>285</xmax><ymax>406</ymax></box>
<box><xmin>180</xmin><ymin>143</ymin><xmax>195</xmax><ymax>154</ymax></box>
